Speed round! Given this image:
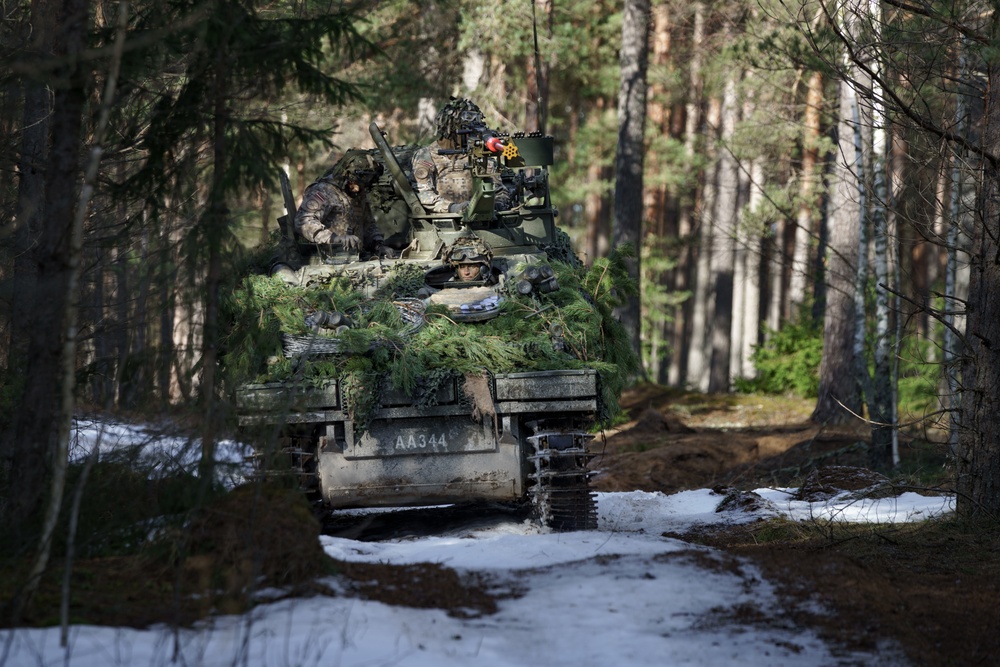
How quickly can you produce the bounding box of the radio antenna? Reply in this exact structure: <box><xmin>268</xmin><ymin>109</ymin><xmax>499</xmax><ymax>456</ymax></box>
<box><xmin>531</xmin><ymin>0</ymin><xmax>546</xmax><ymax>135</ymax></box>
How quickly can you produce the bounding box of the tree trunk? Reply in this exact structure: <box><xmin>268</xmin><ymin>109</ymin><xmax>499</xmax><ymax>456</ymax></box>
<box><xmin>731</xmin><ymin>74</ymin><xmax>763</xmax><ymax>381</ymax></box>
<box><xmin>730</xmin><ymin>173</ymin><xmax>747</xmax><ymax>382</ymax></box>
<box><xmin>199</xmin><ymin>30</ymin><xmax>233</xmax><ymax>485</ymax></box>
<box><xmin>5</xmin><ymin>0</ymin><xmax>88</xmax><ymax>535</ymax></box>
<box><xmin>613</xmin><ymin>0</ymin><xmax>649</xmax><ymax>360</ymax></box>
<box><xmin>945</xmin><ymin>41</ymin><xmax>969</xmax><ymax>457</ymax></box>
<box><xmin>89</xmin><ymin>246</ymin><xmax>112</xmax><ymax>406</ymax></box>
<box><xmin>668</xmin><ymin>1</ymin><xmax>704</xmax><ymax>387</ymax></box>
<box><xmin>766</xmin><ymin>217</ymin><xmax>785</xmax><ymax>334</ymax></box>
<box><xmin>956</xmin><ymin>52</ymin><xmax>1000</xmax><ymax>515</ymax></box>
<box><xmin>739</xmin><ymin>160</ymin><xmax>765</xmax><ymax>380</ymax></box>
<box><xmin>584</xmin><ymin>160</ymin><xmax>611</xmax><ymax>264</ymax></box>
<box><xmin>688</xmin><ymin>95</ymin><xmax>721</xmax><ymax>392</ymax></box>
<box><xmin>645</xmin><ymin>3</ymin><xmax>672</xmax><ymax>382</ymax></box>
<box><xmin>788</xmin><ymin>71</ymin><xmax>822</xmax><ymax>317</ymax></box>
<box><xmin>709</xmin><ymin>73</ymin><xmax>740</xmax><ymax>392</ymax></box>
<box><xmin>3</xmin><ymin>0</ymin><xmax>54</xmax><ymax>533</ymax></box>
<box><xmin>813</xmin><ymin>77</ymin><xmax>863</xmax><ymax>425</ymax></box>
<box><xmin>865</xmin><ymin>0</ymin><xmax>894</xmax><ymax>469</ymax></box>
<box><xmin>13</xmin><ymin>0</ymin><xmax>90</xmax><ymax>615</ymax></box>
<box><xmin>114</xmin><ymin>243</ymin><xmax>130</xmax><ymax>407</ymax></box>
<box><xmin>158</xmin><ymin>212</ymin><xmax>176</xmax><ymax>409</ymax></box>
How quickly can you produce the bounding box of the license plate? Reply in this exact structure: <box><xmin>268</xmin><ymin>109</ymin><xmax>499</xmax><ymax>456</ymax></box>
<box><xmin>345</xmin><ymin>417</ymin><xmax>497</xmax><ymax>459</ymax></box>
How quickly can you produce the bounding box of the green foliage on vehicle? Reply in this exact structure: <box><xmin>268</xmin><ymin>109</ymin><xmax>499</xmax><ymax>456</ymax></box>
<box><xmin>221</xmin><ymin>246</ymin><xmax>639</xmax><ymax>426</ymax></box>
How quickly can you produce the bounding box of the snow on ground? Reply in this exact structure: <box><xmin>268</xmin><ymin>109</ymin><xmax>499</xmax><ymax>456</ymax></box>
<box><xmin>70</xmin><ymin>418</ymin><xmax>252</xmax><ymax>488</ymax></box>
<box><xmin>0</xmin><ymin>421</ymin><xmax>955</xmax><ymax>667</ymax></box>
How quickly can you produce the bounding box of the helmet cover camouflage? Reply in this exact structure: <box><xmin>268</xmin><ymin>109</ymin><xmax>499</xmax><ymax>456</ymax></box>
<box><xmin>446</xmin><ymin>235</ymin><xmax>493</xmax><ymax>267</ymax></box>
<box><xmin>323</xmin><ymin>152</ymin><xmax>383</xmax><ymax>190</ymax></box>
<box><xmin>435</xmin><ymin>98</ymin><xmax>485</xmax><ymax>141</ymax></box>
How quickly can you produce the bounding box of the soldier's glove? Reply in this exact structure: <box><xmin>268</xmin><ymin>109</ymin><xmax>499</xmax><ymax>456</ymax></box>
<box><xmin>448</xmin><ymin>201</ymin><xmax>469</xmax><ymax>214</ymax></box>
<box><xmin>373</xmin><ymin>244</ymin><xmax>396</xmax><ymax>259</ymax></box>
<box><xmin>333</xmin><ymin>233</ymin><xmax>361</xmax><ymax>251</ymax></box>
<box><xmin>312</xmin><ymin>228</ymin><xmax>335</xmax><ymax>245</ymax></box>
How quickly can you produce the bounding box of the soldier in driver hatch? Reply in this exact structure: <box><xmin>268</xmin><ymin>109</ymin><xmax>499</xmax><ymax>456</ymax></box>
<box><xmin>446</xmin><ymin>235</ymin><xmax>495</xmax><ymax>283</ymax></box>
<box><xmin>412</xmin><ymin>97</ymin><xmax>511</xmax><ymax>214</ymax></box>
<box><xmin>294</xmin><ymin>160</ymin><xmax>393</xmax><ymax>257</ymax></box>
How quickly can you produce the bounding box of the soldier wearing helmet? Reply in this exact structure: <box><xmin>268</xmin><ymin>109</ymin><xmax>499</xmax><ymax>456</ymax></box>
<box><xmin>412</xmin><ymin>98</ymin><xmax>511</xmax><ymax>214</ymax></box>
<box><xmin>294</xmin><ymin>156</ymin><xmax>393</xmax><ymax>257</ymax></box>
<box><xmin>446</xmin><ymin>235</ymin><xmax>494</xmax><ymax>283</ymax></box>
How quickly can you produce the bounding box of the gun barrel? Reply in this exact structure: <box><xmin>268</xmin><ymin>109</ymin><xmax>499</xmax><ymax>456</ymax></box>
<box><xmin>369</xmin><ymin>122</ymin><xmax>424</xmax><ymax>216</ymax></box>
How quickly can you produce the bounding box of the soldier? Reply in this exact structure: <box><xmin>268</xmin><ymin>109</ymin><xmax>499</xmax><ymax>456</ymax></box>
<box><xmin>412</xmin><ymin>98</ymin><xmax>511</xmax><ymax>214</ymax></box>
<box><xmin>295</xmin><ymin>154</ymin><xmax>393</xmax><ymax>256</ymax></box>
<box><xmin>445</xmin><ymin>235</ymin><xmax>494</xmax><ymax>283</ymax></box>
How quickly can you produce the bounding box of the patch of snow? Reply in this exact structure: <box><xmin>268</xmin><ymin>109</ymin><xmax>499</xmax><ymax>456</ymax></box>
<box><xmin>0</xmin><ymin>418</ymin><xmax>945</xmax><ymax>666</ymax></box>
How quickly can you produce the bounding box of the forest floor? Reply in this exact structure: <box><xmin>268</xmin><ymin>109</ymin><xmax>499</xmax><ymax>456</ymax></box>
<box><xmin>4</xmin><ymin>387</ymin><xmax>998</xmax><ymax>666</ymax></box>
<box><xmin>591</xmin><ymin>384</ymin><xmax>1000</xmax><ymax>667</ymax></box>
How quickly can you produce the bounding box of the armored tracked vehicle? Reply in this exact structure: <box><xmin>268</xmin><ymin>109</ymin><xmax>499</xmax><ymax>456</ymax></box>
<box><xmin>230</xmin><ymin>121</ymin><xmax>635</xmax><ymax>531</ymax></box>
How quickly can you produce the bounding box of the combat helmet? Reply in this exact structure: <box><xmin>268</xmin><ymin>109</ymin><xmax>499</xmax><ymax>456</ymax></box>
<box><xmin>435</xmin><ymin>97</ymin><xmax>485</xmax><ymax>142</ymax></box>
<box><xmin>321</xmin><ymin>151</ymin><xmax>383</xmax><ymax>192</ymax></box>
<box><xmin>446</xmin><ymin>235</ymin><xmax>492</xmax><ymax>267</ymax></box>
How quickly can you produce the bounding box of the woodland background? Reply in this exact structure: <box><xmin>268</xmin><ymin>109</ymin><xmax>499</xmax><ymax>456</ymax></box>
<box><xmin>2</xmin><ymin>0</ymin><xmax>1000</xmax><ymax>561</ymax></box>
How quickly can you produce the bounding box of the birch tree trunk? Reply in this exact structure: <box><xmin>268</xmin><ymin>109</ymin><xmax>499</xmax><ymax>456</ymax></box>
<box><xmin>945</xmin><ymin>40</ymin><xmax>969</xmax><ymax>456</ymax></box>
<box><xmin>766</xmin><ymin>218</ymin><xmax>785</xmax><ymax>333</ymax></box>
<box><xmin>864</xmin><ymin>0</ymin><xmax>894</xmax><ymax>469</ymax></box>
<box><xmin>850</xmin><ymin>87</ymin><xmax>876</xmax><ymax>426</ymax></box>
<box><xmin>731</xmin><ymin>73</ymin><xmax>763</xmax><ymax>381</ymax></box>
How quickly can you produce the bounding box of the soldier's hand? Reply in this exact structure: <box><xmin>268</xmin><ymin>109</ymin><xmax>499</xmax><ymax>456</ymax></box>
<box><xmin>448</xmin><ymin>201</ymin><xmax>469</xmax><ymax>214</ymax></box>
<box><xmin>333</xmin><ymin>234</ymin><xmax>361</xmax><ymax>251</ymax></box>
<box><xmin>373</xmin><ymin>244</ymin><xmax>396</xmax><ymax>259</ymax></box>
<box><xmin>312</xmin><ymin>228</ymin><xmax>334</xmax><ymax>245</ymax></box>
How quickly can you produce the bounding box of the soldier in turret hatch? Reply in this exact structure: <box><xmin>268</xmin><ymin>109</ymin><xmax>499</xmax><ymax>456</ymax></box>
<box><xmin>412</xmin><ymin>97</ymin><xmax>512</xmax><ymax>214</ymax></box>
<box><xmin>294</xmin><ymin>157</ymin><xmax>393</xmax><ymax>258</ymax></box>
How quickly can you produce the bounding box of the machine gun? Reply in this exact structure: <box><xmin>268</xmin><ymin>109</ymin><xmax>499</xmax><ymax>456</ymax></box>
<box><xmin>432</xmin><ymin>121</ymin><xmax>515</xmax><ymax>224</ymax></box>
<box><xmin>434</xmin><ymin>120</ymin><xmax>558</xmax><ymax>226</ymax></box>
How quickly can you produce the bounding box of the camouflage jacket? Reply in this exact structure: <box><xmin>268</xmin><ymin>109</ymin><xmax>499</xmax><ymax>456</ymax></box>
<box><xmin>412</xmin><ymin>143</ymin><xmax>509</xmax><ymax>213</ymax></box>
<box><xmin>294</xmin><ymin>179</ymin><xmax>384</xmax><ymax>250</ymax></box>
<box><xmin>294</xmin><ymin>179</ymin><xmax>357</xmax><ymax>242</ymax></box>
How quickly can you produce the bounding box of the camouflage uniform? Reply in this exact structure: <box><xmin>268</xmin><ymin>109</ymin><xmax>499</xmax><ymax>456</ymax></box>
<box><xmin>294</xmin><ymin>174</ymin><xmax>390</xmax><ymax>256</ymax></box>
<box><xmin>294</xmin><ymin>177</ymin><xmax>361</xmax><ymax>249</ymax></box>
<box><xmin>412</xmin><ymin>145</ymin><xmax>478</xmax><ymax>213</ymax></box>
<box><xmin>413</xmin><ymin>97</ymin><xmax>510</xmax><ymax>214</ymax></box>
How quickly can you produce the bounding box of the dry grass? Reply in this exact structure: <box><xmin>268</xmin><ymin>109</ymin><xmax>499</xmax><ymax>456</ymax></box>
<box><xmin>684</xmin><ymin>516</ymin><xmax>1000</xmax><ymax>667</ymax></box>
